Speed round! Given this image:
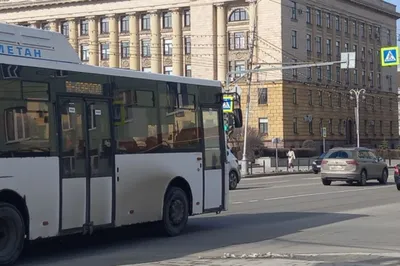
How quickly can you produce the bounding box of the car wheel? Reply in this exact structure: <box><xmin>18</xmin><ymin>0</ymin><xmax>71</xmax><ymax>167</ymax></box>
<box><xmin>161</xmin><ymin>187</ymin><xmax>189</xmax><ymax>237</ymax></box>
<box><xmin>322</xmin><ymin>179</ymin><xmax>331</xmax><ymax>186</ymax></box>
<box><xmin>346</xmin><ymin>180</ymin><xmax>353</xmax><ymax>185</ymax></box>
<box><xmin>378</xmin><ymin>169</ymin><xmax>388</xmax><ymax>185</ymax></box>
<box><xmin>0</xmin><ymin>203</ymin><xmax>25</xmax><ymax>265</ymax></box>
<box><xmin>358</xmin><ymin>170</ymin><xmax>367</xmax><ymax>186</ymax></box>
<box><xmin>229</xmin><ymin>171</ymin><xmax>238</xmax><ymax>190</ymax></box>
<box><xmin>313</xmin><ymin>170</ymin><xmax>319</xmax><ymax>174</ymax></box>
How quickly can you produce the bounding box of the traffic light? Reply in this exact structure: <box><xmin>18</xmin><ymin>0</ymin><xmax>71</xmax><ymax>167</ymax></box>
<box><xmin>223</xmin><ymin>113</ymin><xmax>234</xmax><ymax>134</ymax></box>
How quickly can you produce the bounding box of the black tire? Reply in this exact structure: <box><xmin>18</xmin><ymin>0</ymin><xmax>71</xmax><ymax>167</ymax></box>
<box><xmin>358</xmin><ymin>170</ymin><xmax>367</xmax><ymax>186</ymax></box>
<box><xmin>0</xmin><ymin>202</ymin><xmax>25</xmax><ymax>265</ymax></box>
<box><xmin>397</xmin><ymin>184</ymin><xmax>400</xmax><ymax>191</ymax></box>
<box><xmin>322</xmin><ymin>179</ymin><xmax>331</xmax><ymax>186</ymax></box>
<box><xmin>378</xmin><ymin>169</ymin><xmax>388</xmax><ymax>185</ymax></box>
<box><xmin>346</xmin><ymin>180</ymin><xmax>353</xmax><ymax>185</ymax></box>
<box><xmin>313</xmin><ymin>170</ymin><xmax>319</xmax><ymax>174</ymax></box>
<box><xmin>229</xmin><ymin>171</ymin><xmax>238</xmax><ymax>190</ymax></box>
<box><xmin>161</xmin><ymin>187</ymin><xmax>189</xmax><ymax>237</ymax></box>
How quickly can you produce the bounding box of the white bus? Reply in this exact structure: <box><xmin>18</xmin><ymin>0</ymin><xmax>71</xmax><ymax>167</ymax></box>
<box><xmin>0</xmin><ymin>23</ymin><xmax>242</xmax><ymax>264</ymax></box>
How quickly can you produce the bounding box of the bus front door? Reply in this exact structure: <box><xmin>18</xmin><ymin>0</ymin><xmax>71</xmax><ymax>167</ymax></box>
<box><xmin>201</xmin><ymin>107</ymin><xmax>225</xmax><ymax>211</ymax></box>
<box><xmin>57</xmin><ymin>96</ymin><xmax>114</xmax><ymax>233</ymax></box>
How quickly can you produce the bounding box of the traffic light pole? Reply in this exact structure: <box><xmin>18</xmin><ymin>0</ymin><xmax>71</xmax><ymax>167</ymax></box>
<box><xmin>224</xmin><ymin>56</ymin><xmax>355</xmax><ymax>175</ymax></box>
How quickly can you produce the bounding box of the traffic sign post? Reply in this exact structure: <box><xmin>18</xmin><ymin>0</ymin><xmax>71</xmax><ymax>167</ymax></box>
<box><xmin>272</xmin><ymin>137</ymin><xmax>280</xmax><ymax>172</ymax></box>
<box><xmin>381</xmin><ymin>46</ymin><xmax>399</xmax><ymax>67</ymax></box>
<box><xmin>322</xmin><ymin>127</ymin><xmax>327</xmax><ymax>153</ymax></box>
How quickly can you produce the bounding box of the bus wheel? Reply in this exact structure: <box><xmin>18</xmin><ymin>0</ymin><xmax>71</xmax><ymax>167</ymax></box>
<box><xmin>162</xmin><ymin>186</ymin><xmax>189</xmax><ymax>237</ymax></box>
<box><xmin>0</xmin><ymin>203</ymin><xmax>25</xmax><ymax>265</ymax></box>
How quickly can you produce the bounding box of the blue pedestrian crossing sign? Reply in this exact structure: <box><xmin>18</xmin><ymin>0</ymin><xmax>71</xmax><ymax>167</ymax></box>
<box><xmin>222</xmin><ymin>96</ymin><xmax>234</xmax><ymax>113</ymax></box>
<box><xmin>381</xmin><ymin>46</ymin><xmax>399</xmax><ymax>67</ymax></box>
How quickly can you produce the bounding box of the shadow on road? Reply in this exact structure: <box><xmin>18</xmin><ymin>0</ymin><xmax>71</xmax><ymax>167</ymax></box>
<box><xmin>17</xmin><ymin>211</ymin><xmax>367</xmax><ymax>266</ymax></box>
<box><xmin>313</xmin><ymin>257</ymin><xmax>400</xmax><ymax>265</ymax></box>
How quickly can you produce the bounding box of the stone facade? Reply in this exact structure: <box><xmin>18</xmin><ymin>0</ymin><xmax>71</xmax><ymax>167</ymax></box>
<box><xmin>0</xmin><ymin>0</ymin><xmax>398</xmax><ymax>149</ymax></box>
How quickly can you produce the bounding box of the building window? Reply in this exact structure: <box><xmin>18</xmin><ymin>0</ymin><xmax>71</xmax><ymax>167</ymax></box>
<box><xmin>230</xmin><ymin>32</ymin><xmax>248</xmax><ymax>50</ymax></box>
<box><xmin>101</xmin><ymin>43</ymin><xmax>109</xmax><ymax>60</ymax></box>
<box><xmin>353</xmin><ymin>70</ymin><xmax>358</xmax><ymax>84</ymax></box>
<box><xmin>141</xmin><ymin>39</ymin><xmax>151</xmax><ymax>57</ymax></box>
<box><xmin>338</xmin><ymin>93</ymin><xmax>342</xmax><ymax>107</ymax></box>
<box><xmin>292</xmin><ymin>88</ymin><xmax>297</xmax><ymax>104</ymax></box>
<box><xmin>377</xmin><ymin>73</ymin><xmax>381</xmax><ymax>87</ymax></box>
<box><xmin>387</xmin><ymin>29</ymin><xmax>391</xmax><ymax>44</ymax></box>
<box><xmin>307</xmin><ymin>67</ymin><xmax>312</xmax><ymax>80</ymax></box>
<box><xmin>316</xmin><ymin>36</ymin><xmax>322</xmax><ymax>54</ymax></box>
<box><xmin>293</xmin><ymin>117</ymin><xmax>298</xmax><ymax>134</ymax></box>
<box><xmin>352</xmin><ymin>20</ymin><xmax>357</xmax><ymax>36</ymax></box>
<box><xmin>335</xmin><ymin>16</ymin><xmax>340</xmax><ymax>31</ymax></box>
<box><xmin>360</xmin><ymin>23</ymin><xmax>365</xmax><ymax>37</ymax></box>
<box><xmin>319</xmin><ymin>119</ymin><xmax>323</xmax><ymax>135</ymax></box>
<box><xmin>162</xmin><ymin>12</ymin><xmax>172</xmax><ymax>29</ymax></box>
<box><xmin>164</xmin><ymin>66</ymin><xmax>173</xmax><ymax>75</ymax></box>
<box><xmin>100</xmin><ymin>17</ymin><xmax>109</xmax><ymax>34</ymax></box>
<box><xmin>291</xmin><ymin>30</ymin><xmax>297</xmax><ymax>48</ymax></box>
<box><xmin>258</xmin><ymin>88</ymin><xmax>268</xmax><ymax>104</ymax></box>
<box><xmin>389</xmin><ymin>98</ymin><xmax>392</xmax><ymax>110</ymax></box>
<box><xmin>142</xmin><ymin>67</ymin><xmax>151</xmax><ymax>72</ymax></box>
<box><xmin>41</xmin><ymin>23</ymin><xmax>50</xmax><ymax>30</ymax></box>
<box><xmin>292</xmin><ymin>59</ymin><xmax>297</xmax><ymax>77</ymax></box>
<box><xmin>326</xmin><ymin>13</ymin><xmax>331</xmax><ymax>28</ymax></box>
<box><xmin>120</xmin><ymin>16</ymin><xmax>129</xmax><ymax>33</ymax></box>
<box><xmin>335</xmin><ymin>41</ymin><xmax>340</xmax><ymax>55</ymax></box>
<box><xmin>80</xmin><ymin>44</ymin><xmax>89</xmax><ymax>61</ymax></box>
<box><xmin>258</xmin><ymin>118</ymin><xmax>268</xmax><ymax>134</ymax></box>
<box><xmin>380</xmin><ymin>120</ymin><xmax>383</xmax><ymax>135</ymax></box>
<box><xmin>364</xmin><ymin>120</ymin><xmax>368</xmax><ymax>135</ymax></box>
<box><xmin>308</xmin><ymin>90</ymin><xmax>312</xmax><ymax>105</ymax></box>
<box><xmin>183</xmin><ymin>10</ymin><xmax>190</xmax><ymax>27</ymax></box>
<box><xmin>121</xmin><ymin>41</ymin><xmax>129</xmax><ymax>58</ymax></box>
<box><xmin>327</xmin><ymin>65</ymin><xmax>332</xmax><ymax>80</ymax></box>
<box><xmin>390</xmin><ymin>121</ymin><xmax>393</xmax><ymax>135</ymax></box>
<box><xmin>362</xmin><ymin>70</ymin><xmax>366</xmax><ymax>85</ymax></box>
<box><xmin>163</xmin><ymin>39</ymin><xmax>173</xmax><ymax>55</ymax></box>
<box><xmin>141</xmin><ymin>14</ymin><xmax>150</xmax><ymax>30</ymax></box>
<box><xmin>306</xmin><ymin>34</ymin><xmax>311</xmax><ymax>51</ymax></box>
<box><xmin>306</xmin><ymin>7</ymin><xmax>311</xmax><ymax>24</ymax></box>
<box><xmin>316</xmin><ymin>10</ymin><xmax>322</xmax><ymax>26</ymax></box>
<box><xmin>184</xmin><ymin>37</ymin><xmax>191</xmax><ymax>54</ymax></box>
<box><xmin>344</xmin><ymin>18</ymin><xmax>348</xmax><ymax>33</ymax></box>
<box><xmin>230</xmin><ymin>61</ymin><xmax>246</xmax><ymax>78</ymax></box>
<box><xmin>338</xmin><ymin>119</ymin><xmax>343</xmax><ymax>134</ymax></box>
<box><xmin>344</xmin><ymin>70</ymin><xmax>349</xmax><ymax>84</ymax></box>
<box><xmin>326</xmin><ymin>39</ymin><xmax>331</xmax><ymax>55</ymax></box>
<box><xmin>308</xmin><ymin>121</ymin><xmax>313</xmax><ymax>134</ymax></box>
<box><xmin>344</xmin><ymin>43</ymin><xmax>349</xmax><ymax>52</ymax></box>
<box><xmin>335</xmin><ymin>66</ymin><xmax>341</xmax><ymax>83</ymax></box>
<box><xmin>318</xmin><ymin>91</ymin><xmax>323</xmax><ymax>106</ymax></box>
<box><xmin>61</xmin><ymin>21</ymin><xmax>69</xmax><ymax>37</ymax></box>
<box><xmin>328</xmin><ymin>92</ymin><xmax>332</xmax><ymax>107</ymax></box>
<box><xmin>316</xmin><ymin>66</ymin><xmax>322</xmax><ymax>80</ymax></box>
<box><xmin>80</xmin><ymin>19</ymin><xmax>89</xmax><ymax>35</ymax></box>
<box><xmin>329</xmin><ymin>119</ymin><xmax>333</xmax><ymax>134</ymax></box>
<box><xmin>229</xmin><ymin>8</ymin><xmax>249</xmax><ymax>22</ymax></box>
<box><xmin>185</xmin><ymin>65</ymin><xmax>191</xmax><ymax>77</ymax></box>
<box><xmin>291</xmin><ymin>1</ymin><xmax>297</xmax><ymax>20</ymax></box>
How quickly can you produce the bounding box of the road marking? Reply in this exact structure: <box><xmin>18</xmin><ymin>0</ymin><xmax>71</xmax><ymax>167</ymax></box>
<box><xmin>303</xmin><ymin>177</ymin><xmax>321</xmax><ymax>180</ymax></box>
<box><xmin>262</xmin><ymin>186</ymin><xmax>391</xmax><ymax>202</ymax></box>
<box><xmin>242</xmin><ymin>173</ymin><xmax>311</xmax><ymax>181</ymax></box>
<box><xmin>232</xmin><ymin>182</ymin><xmax>320</xmax><ymax>193</ymax></box>
<box><xmin>270</xmin><ymin>183</ymin><xmax>320</xmax><ymax>189</ymax></box>
<box><xmin>230</xmin><ymin>185</ymin><xmax>392</xmax><ymax>205</ymax></box>
<box><xmin>240</xmin><ymin>180</ymin><xmax>290</xmax><ymax>186</ymax></box>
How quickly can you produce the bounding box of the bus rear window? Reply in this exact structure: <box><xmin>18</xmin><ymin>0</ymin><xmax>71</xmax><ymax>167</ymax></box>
<box><xmin>325</xmin><ymin>150</ymin><xmax>354</xmax><ymax>159</ymax></box>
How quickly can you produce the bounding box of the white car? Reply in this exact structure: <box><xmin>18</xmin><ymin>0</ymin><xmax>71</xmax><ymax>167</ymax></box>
<box><xmin>227</xmin><ymin>147</ymin><xmax>241</xmax><ymax>190</ymax></box>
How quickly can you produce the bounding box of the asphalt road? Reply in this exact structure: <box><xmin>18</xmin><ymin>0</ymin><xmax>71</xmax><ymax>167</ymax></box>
<box><xmin>17</xmin><ymin>170</ymin><xmax>400</xmax><ymax>266</ymax></box>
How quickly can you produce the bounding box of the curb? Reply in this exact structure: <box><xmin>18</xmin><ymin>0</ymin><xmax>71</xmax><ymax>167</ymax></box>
<box><xmin>243</xmin><ymin>170</ymin><xmax>314</xmax><ymax>178</ymax></box>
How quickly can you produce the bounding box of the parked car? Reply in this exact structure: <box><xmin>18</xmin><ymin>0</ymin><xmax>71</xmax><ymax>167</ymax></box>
<box><xmin>227</xmin><ymin>146</ymin><xmax>241</xmax><ymax>190</ymax></box>
<box><xmin>394</xmin><ymin>164</ymin><xmax>400</xmax><ymax>190</ymax></box>
<box><xmin>320</xmin><ymin>147</ymin><xmax>388</xmax><ymax>186</ymax></box>
<box><xmin>312</xmin><ymin>152</ymin><xmax>326</xmax><ymax>174</ymax></box>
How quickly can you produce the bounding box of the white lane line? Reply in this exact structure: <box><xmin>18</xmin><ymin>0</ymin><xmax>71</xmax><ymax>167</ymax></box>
<box><xmin>303</xmin><ymin>177</ymin><xmax>321</xmax><ymax>180</ymax></box>
<box><xmin>230</xmin><ymin>185</ymin><xmax>391</xmax><ymax>205</ymax></box>
<box><xmin>240</xmin><ymin>180</ymin><xmax>290</xmax><ymax>186</ymax></box>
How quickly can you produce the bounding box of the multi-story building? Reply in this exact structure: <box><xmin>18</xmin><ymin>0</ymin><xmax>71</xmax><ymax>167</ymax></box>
<box><xmin>0</xmin><ymin>0</ymin><xmax>398</xmax><ymax>150</ymax></box>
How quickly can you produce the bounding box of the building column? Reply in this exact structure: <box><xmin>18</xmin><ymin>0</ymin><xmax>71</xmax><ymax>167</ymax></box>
<box><xmin>88</xmin><ymin>16</ymin><xmax>99</xmax><ymax>66</ymax></box>
<box><xmin>48</xmin><ymin>19</ymin><xmax>58</xmax><ymax>32</ymax></box>
<box><xmin>216</xmin><ymin>4</ymin><xmax>227</xmax><ymax>82</ymax></box>
<box><xmin>150</xmin><ymin>10</ymin><xmax>161</xmax><ymax>73</ymax></box>
<box><xmin>128</xmin><ymin>12</ymin><xmax>140</xmax><ymax>70</ymax></box>
<box><xmin>67</xmin><ymin>18</ymin><xmax>78</xmax><ymax>51</ymax></box>
<box><xmin>108</xmin><ymin>14</ymin><xmax>120</xmax><ymax>68</ymax></box>
<box><xmin>171</xmin><ymin>8</ymin><xmax>183</xmax><ymax>76</ymax></box>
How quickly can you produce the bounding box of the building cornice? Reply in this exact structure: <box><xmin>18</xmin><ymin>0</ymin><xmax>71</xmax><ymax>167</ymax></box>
<box><xmin>344</xmin><ymin>0</ymin><xmax>400</xmax><ymax>20</ymax></box>
<box><xmin>0</xmin><ymin>0</ymin><xmax>101</xmax><ymax>11</ymax></box>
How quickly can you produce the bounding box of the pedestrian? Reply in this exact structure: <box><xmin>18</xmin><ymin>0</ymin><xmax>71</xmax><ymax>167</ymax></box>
<box><xmin>287</xmin><ymin>147</ymin><xmax>296</xmax><ymax>172</ymax></box>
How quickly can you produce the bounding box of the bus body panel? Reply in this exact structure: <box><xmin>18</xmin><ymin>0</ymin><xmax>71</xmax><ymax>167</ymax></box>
<box><xmin>0</xmin><ymin>157</ymin><xmax>59</xmax><ymax>240</ymax></box>
<box><xmin>115</xmin><ymin>152</ymin><xmax>203</xmax><ymax>226</ymax></box>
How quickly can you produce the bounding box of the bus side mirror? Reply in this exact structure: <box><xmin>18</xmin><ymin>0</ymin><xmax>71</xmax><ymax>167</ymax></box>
<box><xmin>233</xmin><ymin>109</ymin><xmax>243</xmax><ymax>128</ymax></box>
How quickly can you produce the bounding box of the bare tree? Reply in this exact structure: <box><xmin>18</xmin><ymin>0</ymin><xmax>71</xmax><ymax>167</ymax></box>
<box><xmin>228</xmin><ymin>127</ymin><xmax>264</xmax><ymax>162</ymax></box>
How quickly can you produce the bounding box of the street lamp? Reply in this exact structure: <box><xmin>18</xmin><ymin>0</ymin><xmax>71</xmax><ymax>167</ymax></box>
<box><xmin>349</xmin><ymin>88</ymin><xmax>366</xmax><ymax>148</ymax></box>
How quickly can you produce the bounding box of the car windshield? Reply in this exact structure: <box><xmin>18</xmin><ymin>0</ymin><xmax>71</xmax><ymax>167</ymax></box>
<box><xmin>325</xmin><ymin>150</ymin><xmax>354</xmax><ymax>159</ymax></box>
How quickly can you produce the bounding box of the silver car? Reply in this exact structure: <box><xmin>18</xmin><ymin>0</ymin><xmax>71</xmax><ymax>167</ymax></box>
<box><xmin>320</xmin><ymin>147</ymin><xmax>388</xmax><ymax>186</ymax></box>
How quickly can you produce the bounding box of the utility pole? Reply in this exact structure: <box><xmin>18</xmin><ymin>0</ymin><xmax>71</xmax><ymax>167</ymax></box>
<box><xmin>349</xmin><ymin>88</ymin><xmax>365</xmax><ymax>148</ymax></box>
<box><xmin>241</xmin><ymin>0</ymin><xmax>257</xmax><ymax>175</ymax></box>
